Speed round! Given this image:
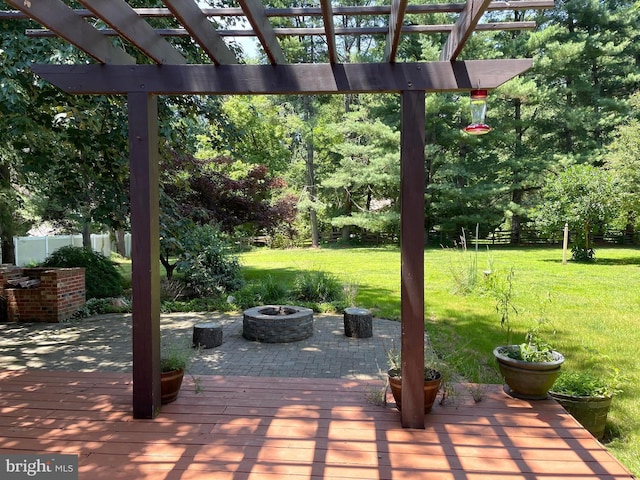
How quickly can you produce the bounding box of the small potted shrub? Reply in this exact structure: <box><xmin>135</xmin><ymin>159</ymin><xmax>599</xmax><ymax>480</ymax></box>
<box><xmin>386</xmin><ymin>342</ymin><xmax>443</xmax><ymax>413</ymax></box>
<box><xmin>493</xmin><ymin>329</ymin><xmax>565</xmax><ymax>400</ymax></box>
<box><xmin>550</xmin><ymin>369</ymin><xmax>622</xmax><ymax>440</ymax></box>
<box><xmin>160</xmin><ymin>338</ymin><xmax>194</xmax><ymax>404</ymax></box>
<box><xmin>488</xmin><ymin>270</ymin><xmax>564</xmax><ymax>399</ymax></box>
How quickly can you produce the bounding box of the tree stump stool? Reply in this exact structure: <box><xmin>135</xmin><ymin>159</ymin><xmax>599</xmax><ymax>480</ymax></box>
<box><xmin>343</xmin><ymin>307</ymin><xmax>373</xmax><ymax>338</ymax></box>
<box><xmin>192</xmin><ymin>322</ymin><xmax>223</xmax><ymax>349</ymax></box>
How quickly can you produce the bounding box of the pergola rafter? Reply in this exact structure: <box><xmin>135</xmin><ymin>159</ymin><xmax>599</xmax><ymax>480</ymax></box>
<box><xmin>77</xmin><ymin>0</ymin><xmax>187</xmax><ymax>64</ymax></box>
<box><xmin>237</xmin><ymin>0</ymin><xmax>287</xmax><ymax>65</ymax></box>
<box><xmin>163</xmin><ymin>0</ymin><xmax>238</xmax><ymax>65</ymax></box>
<box><xmin>2</xmin><ymin>0</ymin><xmax>552</xmax><ymax>429</ymax></box>
<box><xmin>319</xmin><ymin>0</ymin><xmax>337</xmax><ymax>63</ymax></box>
<box><xmin>3</xmin><ymin>0</ymin><xmax>135</xmax><ymax>65</ymax></box>
<box><xmin>3</xmin><ymin>0</ymin><xmax>552</xmax><ymax>65</ymax></box>
<box><xmin>384</xmin><ymin>0</ymin><xmax>409</xmax><ymax>62</ymax></box>
<box><xmin>440</xmin><ymin>0</ymin><xmax>495</xmax><ymax>61</ymax></box>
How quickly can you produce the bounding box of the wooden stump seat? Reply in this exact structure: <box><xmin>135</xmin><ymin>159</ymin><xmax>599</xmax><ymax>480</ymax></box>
<box><xmin>343</xmin><ymin>307</ymin><xmax>373</xmax><ymax>338</ymax></box>
<box><xmin>192</xmin><ymin>322</ymin><xmax>223</xmax><ymax>349</ymax></box>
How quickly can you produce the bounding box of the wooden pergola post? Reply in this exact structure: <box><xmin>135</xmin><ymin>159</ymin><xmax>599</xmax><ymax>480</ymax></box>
<box><xmin>400</xmin><ymin>90</ymin><xmax>426</xmax><ymax>428</ymax></box>
<box><xmin>128</xmin><ymin>92</ymin><xmax>162</xmax><ymax>419</ymax></box>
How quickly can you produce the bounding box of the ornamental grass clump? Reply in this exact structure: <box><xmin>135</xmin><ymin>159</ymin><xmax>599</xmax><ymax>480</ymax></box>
<box><xmin>551</xmin><ymin>370</ymin><xmax>623</xmax><ymax>398</ymax></box>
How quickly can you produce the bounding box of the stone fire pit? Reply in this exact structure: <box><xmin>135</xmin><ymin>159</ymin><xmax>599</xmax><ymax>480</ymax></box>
<box><xmin>242</xmin><ymin>305</ymin><xmax>314</xmax><ymax>343</ymax></box>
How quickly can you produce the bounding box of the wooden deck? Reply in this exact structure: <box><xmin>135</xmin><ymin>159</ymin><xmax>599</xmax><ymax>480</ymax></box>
<box><xmin>0</xmin><ymin>370</ymin><xmax>634</xmax><ymax>479</ymax></box>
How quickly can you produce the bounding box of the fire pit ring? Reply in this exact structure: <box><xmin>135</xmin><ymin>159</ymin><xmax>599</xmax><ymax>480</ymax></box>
<box><xmin>243</xmin><ymin>305</ymin><xmax>314</xmax><ymax>343</ymax></box>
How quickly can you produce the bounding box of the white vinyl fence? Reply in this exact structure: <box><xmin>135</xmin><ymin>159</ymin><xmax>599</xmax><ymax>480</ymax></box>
<box><xmin>9</xmin><ymin>234</ymin><xmax>113</xmax><ymax>267</ymax></box>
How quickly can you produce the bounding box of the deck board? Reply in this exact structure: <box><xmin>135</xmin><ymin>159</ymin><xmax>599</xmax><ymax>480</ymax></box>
<box><xmin>0</xmin><ymin>370</ymin><xmax>634</xmax><ymax>479</ymax></box>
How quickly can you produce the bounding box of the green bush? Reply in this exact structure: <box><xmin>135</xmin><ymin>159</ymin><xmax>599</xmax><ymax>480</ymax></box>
<box><xmin>255</xmin><ymin>275</ymin><xmax>289</xmax><ymax>304</ymax></box>
<box><xmin>176</xmin><ymin>225</ymin><xmax>244</xmax><ymax>297</ymax></box>
<box><xmin>41</xmin><ymin>246</ymin><xmax>124</xmax><ymax>299</ymax></box>
<box><xmin>551</xmin><ymin>370</ymin><xmax>622</xmax><ymax>397</ymax></box>
<box><xmin>81</xmin><ymin>297</ymin><xmax>131</xmax><ymax>316</ymax></box>
<box><xmin>232</xmin><ymin>276</ymin><xmax>290</xmax><ymax>309</ymax></box>
<box><xmin>571</xmin><ymin>245</ymin><xmax>596</xmax><ymax>262</ymax></box>
<box><xmin>160</xmin><ymin>297</ymin><xmax>227</xmax><ymax>313</ymax></box>
<box><xmin>293</xmin><ymin>271</ymin><xmax>344</xmax><ymax>303</ymax></box>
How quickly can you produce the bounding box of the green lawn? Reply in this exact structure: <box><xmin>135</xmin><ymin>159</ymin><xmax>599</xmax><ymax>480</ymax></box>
<box><xmin>238</xmin><ymin>245</ymin><xmax>640</xmax><ymax>475</ymax></box>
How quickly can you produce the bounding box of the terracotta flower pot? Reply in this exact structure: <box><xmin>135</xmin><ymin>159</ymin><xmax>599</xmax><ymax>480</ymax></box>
<box><xmin>161</xmin><ymin>368</ymin><xmax>184</xmax><ymax>405</ymax></box>
<box><xmin>388</xmin><ymin>369</ymin><xmax>442</xmax><ymax>413</ymax></box>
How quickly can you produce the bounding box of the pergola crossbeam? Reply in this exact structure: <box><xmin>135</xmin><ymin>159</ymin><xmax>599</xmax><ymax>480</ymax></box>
<box><xmin>78</xmin><ymin>0</ymin><xmax>187</xmax><ymax>65</ymax></box>
<box><xmin>1</xmin><ymin>1</ymin><xmax>554</xmax><ymax>20</ymax></box>
<box><xmin>25</xmin><ymin>22</ymin><xmax>538</xmax><ymax>39</ymax></box>
<box><xmin>31</xmin><ymin>59</ymin><xmax>533</xmax><ymax>95</ymax></box>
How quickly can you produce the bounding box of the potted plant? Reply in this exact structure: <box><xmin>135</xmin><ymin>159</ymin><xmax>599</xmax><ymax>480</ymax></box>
<box><xmin>488</xmin><ymin>270</ymin><xmax>565</xmax><ymax>399</ymax></box>
<box><xmin>385</xmin><ymin>342</ymin><xmax>444</xmax><ymax>413</ymax></box>
<box><xmin>493</xmin><ymin>330</ymin><xmax>565</xmax><ymax>400</ymax></box>
<box><xmin>549</xmin><ymin>369</ymin><xmax>622</xmax><ymax>440</ymax></box>
<box><xmin>160</xmin><ymin>338</ymin><xmax>194</xmax><ymax>404</ymax></box>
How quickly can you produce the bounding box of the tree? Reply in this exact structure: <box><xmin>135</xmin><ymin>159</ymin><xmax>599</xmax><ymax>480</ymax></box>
<box><xmin>159</xmin><ymin>149</ymin><xmax>296</xmax><ymax>277</ymax></box>
<box><xmin>319</xmin><ymin>105</ymin><xmax>401</xmax><ymax>236</ymax></box>
<box><xmin>0</xmin><ymin>17</ymin><xmax>58</xmax><ymax>261</ymax></box>
<box><xmin>604</xmin><ymin>93</ymin><xmax>640</xmax><ymax>237</ymax></box>
<box><xmin>535</xmin><ymin>164</ymin><xmax>619</xmax><ymax>260</ymax></box>
<box><xmin>197</xmin><ymin>96</ymin><xmax>297</xmax><ymax>175</ymax></box>
<box><xmin>530</xmin><ymin>0</ymin><xmax>640</xmax><ymax>158</ymax></box>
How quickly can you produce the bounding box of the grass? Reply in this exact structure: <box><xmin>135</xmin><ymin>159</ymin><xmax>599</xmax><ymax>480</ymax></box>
<box><xmin>238</xmin><ymin>245</ymin><xmax>640</xmax><ymax>476</ymax></box>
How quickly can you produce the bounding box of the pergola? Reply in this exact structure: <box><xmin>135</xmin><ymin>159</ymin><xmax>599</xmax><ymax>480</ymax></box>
<box><xmin>3</xmin><ymin>0</ymin><xmax>551</xmax><ymax>429</ymax></box>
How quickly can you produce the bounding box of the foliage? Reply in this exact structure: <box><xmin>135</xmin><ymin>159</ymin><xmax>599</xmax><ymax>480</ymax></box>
<box><xmin>232</xmin><ymin>275</ymin><xmax>289</xmax><ymax>308</ymax></box>
<box><xmin>485</xmin><ymin>267</ymin><xmax>517</xmax><ymax>343</ymax></box>
<box><xmin>292</xmin><ymin>270</ymin><xmax>344</xmax><ymax>303</ymax></box>
<box><xmin>571</xmin><ymin>245</ymin><xmax>595</xmax><ymax>262</ymax></box>
<box><xmin>40</xmin><ymin>246</ymin><xmax>123</xmax><ymax>299</ymax></box>
<box><xmin>176</xmin><ymin>224</ymin><xmax>244</xmax><ymax>297</ymax></box>
<box><xmin>446</xmin><ymin>227</ymin><xmax>483</xmax><ymax>295</ymax></box>
<box><xmin>604</xmin><ymin>93</ymin><xmax>640</xmax><ymax>234</ymax></box>
<box><xmin>160</xmin><ymin>150</ymin><xmax>297</xmax><ymax>240</ymax></box>
<box><xmin>160</xmin><ymin>279</ymin><xmax>187</xmax><ymax>302</ymax></box>
<box><xmin>534</xmin><ymin>164</ymin><xmax>620</xmax><ymax>260</ymax></box>
<box><xmin>551</xmin><ymin>369</ymin><xmax>623</xmax><ymax>398</ymax></box>
<box><xmin>506</xmin><ymin>333</ymin><xmax>556</xmax><ymax>363</ymax></box>
<box><xmin>81</xmin><ymin>297</ymin><xmax>131</xmax><ymax>316</ymax></box>
<box><xmin>196</xmin><ymin>95</ymin><xmax>299</xmax><ymax>174</ymax></box>
<box><xmin>385</xmin><ymin>340</ymin><xmax>444</xmax><ymax>382</ymax></box>
<box><xmin>160</xmin><ymin>297</ymin><xmax>227</xmax><ymax>314</ymax></box>
<box><xmin>319</xmin><ymin>105</ymin><xmax>401</xmax><ymax>235</ymax></box>
<box><xmin>486</xmin><ymin>265</ymin><xmax>558</xmax><ymax>361</ymax></box>
<box><xmin>160</xmin><ymin>337</ymin><xmax>195</xmax><ymax>373</ymax></box>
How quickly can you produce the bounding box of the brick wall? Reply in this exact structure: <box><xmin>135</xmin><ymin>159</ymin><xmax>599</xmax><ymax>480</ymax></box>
<box><xmin>1</xmin><ymin>266</ymin><xmax>86</xmax><ymax>323</ymax></box>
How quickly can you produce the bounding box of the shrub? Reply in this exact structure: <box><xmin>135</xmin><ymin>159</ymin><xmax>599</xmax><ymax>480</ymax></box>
<box><xmin>571</xmin><ymin>245</ymin><xmax>596</xmax><ymax>262</ymax></box>
<box><xmin>292</xmin><ymin>271</ymin><xmax>343</xmax><ymax>303</ymax></box>
<box><xmin>177</xmin><ymin>225</ymin><xmax>244</xmax><ymax>297</ymax></box>
<box><xmin>160</xmin><ymin>297</ymin><xmax>227</xmax><ymax>313</ymax></box>
<box><xmin>81</xmin><ymin>297</ymin><xmax>131</xmax><ymax>316</ymax></box>
<box><xmin>551</xmin><ymin>370</ymin><xmax>622</xmax><ymax>398</ymax></box>
<box><xmin>256</xmin><ymin>275</ymin><xmax>289</xmax><ymax>304</ymax></box>
<box><xmin>41</xmin><ymin>246</ymin><xmax>123</xmax><ymax>299</ymax></box>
